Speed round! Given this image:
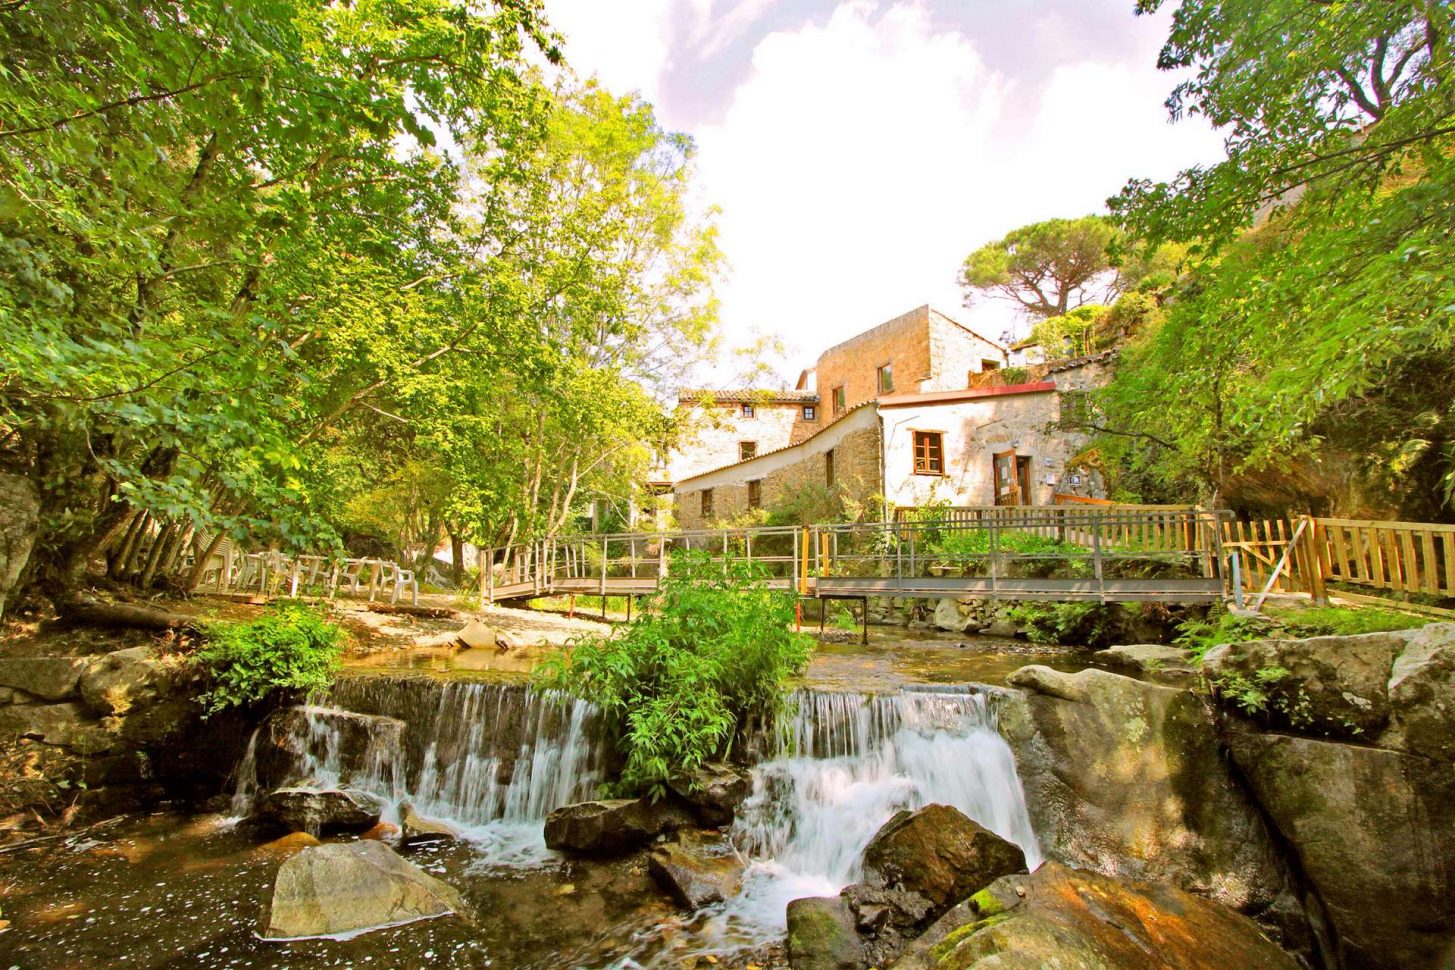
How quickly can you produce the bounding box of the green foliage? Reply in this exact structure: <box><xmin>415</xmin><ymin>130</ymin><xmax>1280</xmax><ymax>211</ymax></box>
<box><xmin>1028</xmin><ymin>305</ymin><xmax>1108</xmax><ymax>359</ymax></box>
<box><xmin>1006</xmin><ymin>601</ymin><xmax>1128</xmax><ymax>648</ymax></box>
<box><xmin>959</xmin><ymin>216</ymin><xmax>1120</xmax><ymax>318</ymax></box>
<box><xmin>536</xmin><ymin>551</ymin><xmax>812</xmax><ymax>796</ymax></box>
<box><xmin>1100</xmin><ymin>0</ymin><xmax>1455</xmax><ymax>515</ymax></box>
<box><xmin>1210</xmin><ymin>665</ymin><xmax>1301</xmax><ymax>721</ymax></box>
<box><xmin>195</xmin><ymin>603</ymin><xmax>343</xmax><ymax>715</ymax></box>
<box><xmin>996</xmin><ymin>366</ymin><xmax>1032</xmax><ymax>386</ymax></box>
<box><xmin>1175</xmin><ymin>605</ymin><xmax>1425</xmax><ymax>661</ymax></box>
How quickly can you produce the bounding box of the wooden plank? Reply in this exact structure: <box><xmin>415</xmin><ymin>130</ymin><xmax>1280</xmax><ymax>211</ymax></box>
<box><xmin>1367</xmin><ymin>527</ymin><xmax>1386</xmax><ymax>588</ymax></box>
<box><xmin>1348</xmin><ymin>526</ymin><xmax>1369</xmax><ymax>585</ymax></box>
<box><xmin>1329</xmin><ymin>523</ymin><xmax>1351</xmax><ymax>582</ymax></box>
<box><xmin>1445</xmin><ymin>533</ymin><xmax>1455</xmax><ymax>596</ymax></box>
<box><xmin>1421</xmin><ymin>531</ymin><xmax>1439</xmax><ymax>595</ymax></box>
<box><xmin>1317</xmin><ymin>517</ymin><xmax>1455</xmax><ymax>534</ymax></box>
<box><xmin>1398</xmin><ymin>527</ymin><xmax>1419</xmax><ymax>593</ymax></box>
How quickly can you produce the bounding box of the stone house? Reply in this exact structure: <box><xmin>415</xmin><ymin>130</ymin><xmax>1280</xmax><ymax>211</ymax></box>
<box><xmin>668</xmin><ymin>308</ymin><xmax>1110</xmax><ymax>529</ymax></box>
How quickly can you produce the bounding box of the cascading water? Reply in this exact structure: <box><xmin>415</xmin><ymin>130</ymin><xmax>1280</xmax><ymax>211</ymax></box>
<box><xmin>708</xmin><ymin>685</ymin><xmax>1040</xmax><ymax>943</ymax></box>
<box><xmin>231</xmin><ymin>675</ymin><xmax>605</xmax><ymax>861</ymax></box>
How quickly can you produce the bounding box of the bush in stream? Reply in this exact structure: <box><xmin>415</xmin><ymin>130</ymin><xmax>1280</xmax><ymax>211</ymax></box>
<box><xmin>536</xmin><ymin>550</ymin><xmax>813</xmax><ymax>798</ymax></box>
<box><xmin>195</xmin><ymin>602</ymin><xmax>343</xmax><ymax>715</ymax></box>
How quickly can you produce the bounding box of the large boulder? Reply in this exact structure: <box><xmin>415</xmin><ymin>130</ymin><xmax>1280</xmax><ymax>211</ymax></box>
<box><xmin>252</xmin><ymin>706</ymin><xmax>406</xmax><ymax>792</ymax></box>
<box><xmin>667</xmin><ymin>762</ymin><xmax>751</xmax><ymax>826</ymax></box>
<box><xmin>0</xmin><ymin>701</ymin><xmax>114</xmax><ymax>755</ymax></box>
<box><xmin>1224</xmin><ymin>728</ymin><xmax>1455</xmax><ymax>970</ymax></box>
<box><xmin>257</xmin><ymin>787</ymin><xmax>386</xmax><ymax>835</ymax></box>
<box><xmin>892</xmin><ymin>861</ymin><xmax>1299</xmax><ymax>970</ymax></box>
<box><xmin>0</xmin><ymin>473</ymin><xmax>39</xmax><ymax>621</ymax></box>
<box><xmin>79</xmin><ymin>647</ymin><xmax>173</xmax><ymax>716</ymax></box>
<box><xmin>860</xmin><ymin>804</ymin><xmax>1025</xmax><ymax>923</ymax></box>
<box><xmin>0</xmin><ymin>657</ymin><xmax>87</xmax><ymax>701</ymax></box>
<box><xmin>787</xmin><ymin>895</ymin><xmax>866</xmax><ymax>970</ymax></box>
<box><xmin>932</xmin><ymin>598</ymin><xmax>969</xmax><ymax>633</ymax></box>
<box><xmin>258</xmin><ymin>840</ymin><xmax>467</xmax><ymax>940</ymax></box>
<box><xmin>1202</xmin><ymin>630</ymin><xmax>1406</xmax><ymax>738</ymax></box>
<box><xmin>1099</xmin><ymin>643</ymin><xmax>1198</xmax><ymax>687</ymax></box>
<box><xmin>544</xmin><ymin>797</ymin><xmax>693</xmax><ymax>855</ymax></box>
<box><xmin>648</xmin><ymin>835</ymin><xmax>743</xmax><ymax>910</ymax></box>
<box><xmin>1383</xmin><ymin>621</ymin><xmax>1455</xmax><ymax>761</ymax></box>
<box><xmin>998</xmin><ymin>665</ymin><xmax>1306</xmax><ymax>949</ymax></box>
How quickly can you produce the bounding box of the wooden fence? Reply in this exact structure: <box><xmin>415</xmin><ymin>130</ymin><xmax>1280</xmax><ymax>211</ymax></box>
<box><xmin>1221</xmin><ymin>515</ymin><xmax>1455</xmax><ymax>605</ymax></box>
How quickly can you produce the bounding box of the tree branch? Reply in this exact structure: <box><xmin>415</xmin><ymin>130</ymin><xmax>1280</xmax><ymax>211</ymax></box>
<box><xmin>0</xmin><ymin>73</ymin><xmax>250</xmax><ymax>140</ymax></box>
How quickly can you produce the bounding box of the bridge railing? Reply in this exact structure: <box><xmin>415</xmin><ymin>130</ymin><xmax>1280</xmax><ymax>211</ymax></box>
<box><xmin>481</xmin><ymin>507</ymin><xmax>1230</xmax><ymax>604</ymax></box>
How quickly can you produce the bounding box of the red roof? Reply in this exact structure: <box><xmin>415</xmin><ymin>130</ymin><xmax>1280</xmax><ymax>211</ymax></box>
<box><xmin>876</xmin><ymin>381</ymin><xmax>1056</xmax><ymax>407</ymax></box>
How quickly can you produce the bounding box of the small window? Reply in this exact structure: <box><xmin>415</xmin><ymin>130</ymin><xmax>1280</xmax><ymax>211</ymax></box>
<box><xmin>877</xmin><ymin>363</ymin><xmax>894</xmax><ymax>394</ymax></box>
<box><xmin>1059</xmin><ymin>391</ymin><xmax>1093</xmax><ymax>427</ymax></box>
<box><xmin>825</xmin><ymin>448</ymin><xmax>835</xmax><ymax>487</ymax></box>
<box><xmin>701</xmin><ymin>489</ymin><xmax>714</xmax><ymax>520</ymax></box>
<box><xmin>739</xmin><ymin>441</ymin><xmax>757</xmax><ymax>461</ymax></box>
<box><xmin>832</xmin><ymin>385</ymin><xmax>846</xmax><ymax>413</ymax></box>
<box><xmin>981</xmin><ymin>359</ymin><xmax>1000</xmax><ymax>371</ymax></box>
<box><xmin>803</xmin><ymin>405</ymin><xmax>816</xmax><ymax>421</ymax></box>
<box><xmin>913</xmin><ymin>431</ymin><xmax>944</xmax><ymax>475</ymax></box>
<box><xmin>747</xmin><ymin>479</ymin><xmax>762</xmax><ymax>509</ymax></box>
<box><xmin>741</xmin><ymin>402</ymin><xmax>755</xmax><ymax>418</ymax></box>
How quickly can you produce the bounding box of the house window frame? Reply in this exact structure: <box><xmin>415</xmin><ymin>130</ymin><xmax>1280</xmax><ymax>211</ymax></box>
<box><xmin>877</xmin><ymin>362</ymin><xmax>895</xmax><ymax>394</ymax></box>
<box><xmin>832</xmin><ymin>385</ymin><xmax>846</xmax><ymax>414</ymax></box>
<box><xmin>981</xmin><ymin>358</ymin><xmax>1001</xmax><ymax>372</ymax></box>
<box><xmin>802</xmin><ymin>405</ymin><xmax>816</xmax><ymax>421</ymax></box>
<box><xmin>747</xmin><ymin>479</ymin><xmax>762</xmax><ymax>509</ymax></box>
<box><xmin>741</xmin><ymin>402</ymin><xmax>755</xmax><ymax>419</ymax></box>
<box><xmin>739</xmin><ymin>440</ymin><xmax>758</xmax><ymax>461</ymax></box>
<box><xmin>701</xmin><ymin>488</ymin><xmax>714</xmax><ymax>520</ymax></box>
<box><xmin>825</xmin><ymin>448</ymin><xmax>836</xmax><ymax>488</ymax></box>
<box><xmin>912</xmin><ymin>429</ymin><xmax>945</xmax><ymax>476</ymax></box>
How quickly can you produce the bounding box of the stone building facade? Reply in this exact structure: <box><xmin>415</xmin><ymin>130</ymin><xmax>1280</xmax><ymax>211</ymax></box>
<box><xmin>672</xmin><ymin>356</ymin><xmax>1110</xmax><ymax>525</ymax></box>
<box><xmin>659</xmin><ymin>390</ymin><xmax>821</xmax><ymax>485</ymax></box>
<box><xmin>812</xmin><ymin>305</ymin><xmax>1007</xmax><ymax>418</ymax></box>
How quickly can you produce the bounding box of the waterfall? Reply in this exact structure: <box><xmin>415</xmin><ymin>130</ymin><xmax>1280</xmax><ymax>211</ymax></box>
<box><xmin>232</xmin><ymin>675</ymin><xmax>605</xmax><ymax>860</ymax></box>
<box><xmin>716</xmin><ymin>685</ymin><xmax>1040</xmax><ymax>938</ymax></box>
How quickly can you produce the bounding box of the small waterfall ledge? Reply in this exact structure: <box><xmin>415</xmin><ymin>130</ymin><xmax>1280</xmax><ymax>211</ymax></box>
<box><xmin>232</xmin><ymin>674</ymin><xmax>1040</xmax><ymax>926</ymax></box>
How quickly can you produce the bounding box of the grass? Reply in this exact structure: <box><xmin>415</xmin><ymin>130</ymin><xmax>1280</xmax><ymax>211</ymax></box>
<box><xmin>1175</xmin><ymin>604</ymin><xmax>1427</xmax><ymax>661</ymax></box>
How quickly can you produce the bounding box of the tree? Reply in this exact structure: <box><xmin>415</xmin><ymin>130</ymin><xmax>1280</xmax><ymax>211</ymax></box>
<box><xmin>958</xmin><ymin>216</ymin><xmax>1120</xmax><ymax>318</ymax></box>
<box><xmin>0</xmin><ymin>0</ymin><xmax>557</xmax><ymax>597</ymax></box>
<box><xmin>1095</xmin><ymin>0</ymin><xmax>1455</xmax><ymax>517</ymax></box>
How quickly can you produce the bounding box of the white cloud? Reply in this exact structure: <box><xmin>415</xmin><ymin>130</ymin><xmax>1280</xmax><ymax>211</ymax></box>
<box><xmin>694</xmin><ymin>1</ymin><xmax>1011</xmax><ymax>373</ymax></box>
<box><xmin>546</xmin><ymin>0</ymin><xmax>675</xmax><ymax>102</ymax></box>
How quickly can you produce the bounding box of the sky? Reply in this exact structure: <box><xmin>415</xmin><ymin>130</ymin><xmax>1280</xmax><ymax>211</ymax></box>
<box><xmin>542</xmin><ymin>0</ymin><xmax>1226</xmax><ymax>385</ymax></box>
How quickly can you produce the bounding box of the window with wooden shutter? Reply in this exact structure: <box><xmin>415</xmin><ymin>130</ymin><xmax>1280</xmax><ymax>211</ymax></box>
<box><xmin>825</xmin><ymin>449</ymin><xmax>835</xmax><ymax>487</ymax></box>
<box><xmin>913</xmin><ymin>431</ymin><xmax>944</xmax><ymax>475</ymax></box>
<box><xmin>701</xmin><ymin>489</ymin><xmax>714</xmax><ymax>520</ymax></box>
<box><xmin>877</xmin><ymin>363</ymin><xmax>894</xmax><ymax>393</ymax></box>
<box><xmin>832</xmin><ymin>385</ymin><xmax>846</xmax><ymax>413</ymax></box>
<box><xmin>739</xmin><ymin>441</ymin><xmax>757</xmax><ymax>460</ymax></box>
<box><xmin>747</xmin><ymin>480</ymin><xmax>762</xmax><ymax>509</ymax></box>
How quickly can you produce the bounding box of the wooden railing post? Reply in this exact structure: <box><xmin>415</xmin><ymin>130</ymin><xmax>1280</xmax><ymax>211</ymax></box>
<box><xmin>1301</xmin><ymin>514</ymin><xmax>1329</xmax><ymax>604</ymax></box>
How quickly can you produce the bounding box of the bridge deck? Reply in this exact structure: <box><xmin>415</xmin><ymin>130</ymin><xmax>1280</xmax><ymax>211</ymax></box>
<box><xmin>483</xmin><ymin>508</ymin><xmax>1230</xmax><ymax>607</ymax></box>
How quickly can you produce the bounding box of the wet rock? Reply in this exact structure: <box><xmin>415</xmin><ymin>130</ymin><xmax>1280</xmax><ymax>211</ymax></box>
<box><xmin>455</xmin><ymin>619</ymin><xmax>499</xmax><ymax>649</ymax></box>
<box><xmin>860</xmin><ymin>804</ymin><xmax>1025</xmax><ymax>923</ymax></box>
<box><xmin>258</xmin><ymin>840</ymin><xmax>467</xmax><ymax>940</ymax></box>
<box><xmin>1225</xmin><ymin>727</ymin><xmax>1455</xmax><ymax>970</ymax></box>
<box><xmin>786</xmin><ymin>895</ymin><xmax>865</xmax><ymax>970</ymax></box>
<box><xmin>668</xmin><ymin>762</ymin><xmax>751</xmax><ymax>826</ymax></box>
<box><xmin>256</xmin><ymin>831</ymin><xmax>321</xmax><ymax>858</ymax></box>
<box><xmin>1384</xmin><ymin>621</ymin><xmax>1455</xmax><ymax>761</ymax></box>
<box><xmin>998</xmin><ymin>666</ymin><xmax>1307</xmax><ymax>950</ymax></box>
<box><xmin>400</xmin><ymin>803</ymin><xmax>457</xmax><ymax>845</ymax></box>
<box><xmin>253</xmin><ymin>706</ymin><xmax>405</xmax><ymax>792</ymax></box>
<box><xmin>647</xmin><ymin>837</ymin><xmax>743</xmax><ymax>909</ymax></box>
<box><xmin>1100</xmin><ymin>643</ymin><xmax>1197</xmax><ymax>687</ymax></box>
<box><xmin>80</xmin><ymin>647</ymin><xmax>172</xmax><ymax>716</ymax></box>
<box><xmin>1203</xmin><ymin>631</ymin><xmax>1405</xmax><ymax>738</ymax></box>
<box><xmin>892</xmin><ymin>861</ymin><xmax>1299</xmax><ymax>970</ymax></box>
<box><xmin>933</xmin><ymin>598</ymin><xmax>970</xmax><ymax>634</ymax></box>
<box><xmin>544</xmin><ymin>797</ymin><xmax>693</xmax><ymax>855</ymax></box>
<box><xmin>0</xmin><ymin>657</ymin><xmax>87</xmax><ymax>702</ymax></box>
<box><xmin>0</xmin><ymin>701</ymin><xmax>114</xmax><ymax>755</ymax></box>
<box><xmin>982</xmin><ymin>616</ymin><xmax>1018</xmax><ymax>639</ymax></box>
<box><xmin>0</xmin><ymin>473</ymin><xmax>39</xmax><ymax>621</ymax></box>
<box><xmin>257</xmin><ymin>787</ymin><xmax>386</xmax><ymax>835</ymax></box>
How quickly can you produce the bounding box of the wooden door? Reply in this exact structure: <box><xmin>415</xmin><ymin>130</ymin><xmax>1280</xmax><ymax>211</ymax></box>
<box><xmin>1016</xmin><ymin>455</ymin><xmax>1033</xmax><ymax>505</ymax></box>
<box><xmin>993</xmin><ymin>450</ymin><xmax>1020</xmax><ymax>506</ymax></box>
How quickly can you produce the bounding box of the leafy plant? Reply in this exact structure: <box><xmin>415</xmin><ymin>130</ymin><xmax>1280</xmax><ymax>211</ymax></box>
<box><xmin>1175</xmin><ymin>605</ymin><xmax>1425</xmax><ymax>662</ymax></box>
<box><xmin>194</xmin><ymin>603</ymin><xmax>344</xmax><ymax>716</ymax></box>
<box><xmin>537</xmin><ymin>551</ymin><xmax>813</xmax><ymax>797</ymax></box>
<box><xmin>1007</xmin><ymin>601</ymin><xmax>1128</xmax><ymax>647</ymax></box>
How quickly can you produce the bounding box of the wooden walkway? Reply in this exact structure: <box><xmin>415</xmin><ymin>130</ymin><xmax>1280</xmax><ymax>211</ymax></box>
<box><xmin>481</xmin><ymin>507</ymin><xmax>1231</xmax><ymax>606</ymax></box>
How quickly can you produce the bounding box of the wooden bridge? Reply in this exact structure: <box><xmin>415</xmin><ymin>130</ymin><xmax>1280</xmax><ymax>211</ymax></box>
<box><xmin>480</xmin><ymin>506</ymin><xmax>1231</xmax><ymax>607</ymax></box>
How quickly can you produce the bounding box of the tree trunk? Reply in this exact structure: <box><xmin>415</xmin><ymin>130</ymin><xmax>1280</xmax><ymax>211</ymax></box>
<box><xmin>184</xmin><ymin>531</ymin><xmax>228</xmax><ymax>594</ymax></box>
<box><xmin>450</xmin><ymin>532</ymin><xmax>465</xmax><ymax>587</ymax></box>
<box><xmin>58</xmin><ymin>595</ymin><xmax>201</xmax><ymax>633</ymax></box>
<box><xmin>118</xmin><ymin>512</ymin><xmax>153</xmax><ymax>581</ymax></box>
<box><xmin>138</xmin><ymin>521</ymin><xmax>177</xmax><ymax>590</ymax></box>
<box><xmin>108</xmin><ymin>509</ymin><xmax>146</xmax><ymax>578</ymax></box>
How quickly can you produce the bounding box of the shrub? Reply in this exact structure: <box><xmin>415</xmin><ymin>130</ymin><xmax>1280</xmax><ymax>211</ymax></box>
<box><xmin>195</xmin><ymin>602</ymin><xmax>344</xmax><ymax>715</ymax></box>
<box><xmin>1007</xmin><ymin>601</ymin><xmax>1128</xmax><ymax>647</ymax></box>
<box><xmin>536</xmin><ymin>551</ymin><xmax>813</xmax><ymax>797</ymax></box>
<box><xmin>1175</xmin><ymin>605</ymin><xmax>1426</xmax><ymax>662</ymax></box>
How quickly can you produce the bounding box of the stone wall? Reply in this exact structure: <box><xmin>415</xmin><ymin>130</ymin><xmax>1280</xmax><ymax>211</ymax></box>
<box><xmin>675</xmin><ymin>408</ymin><xmax>882</xmax><ymax>529</ymax></box>
<box><xmin>663</xmin><ymin>399</ymin><xmax>816</xmax><ymax>482</ymax></box>
<box><xmin>881</xmin><ymin>386</ymin><xmax>1099</xmax><ymax>508</ymax></box>
<box><xmin>923</xmin><ymin>309</ymin><xmax>1007</xmax><ymax>392</ymax></box>
<box><xmin>814</xmin><ymin>306</ymin><xmax>933</xmax><ymax>417</ymax></box>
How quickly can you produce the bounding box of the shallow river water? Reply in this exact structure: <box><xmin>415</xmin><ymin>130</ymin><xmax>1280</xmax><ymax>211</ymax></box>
<box><xmin>0</xmin><ymin>629</ymin><xmax>1106</xmax><ymax>969</ymax></box>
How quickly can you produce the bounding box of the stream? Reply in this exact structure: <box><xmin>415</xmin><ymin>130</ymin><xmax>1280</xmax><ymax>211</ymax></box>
<box><xmin>0</xmin><ymin>640</ymin><xmax>1086</xmax><ymax>969</ymax></box>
